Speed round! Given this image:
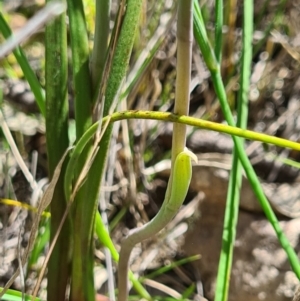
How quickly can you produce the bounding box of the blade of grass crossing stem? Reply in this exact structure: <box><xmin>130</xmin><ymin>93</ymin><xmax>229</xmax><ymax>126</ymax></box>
<box><xmin>181</xmin><ymin>284</ymin><xmax>196</xmax><ymax>300</ymax></box>
<box><xmin>214</xmin><ymin>0</ymin><xmax>223</xmax><ymax>63</ymax></box>
<box><xmin>193</xmin><ymin>0</ymin><xmax>219</xmax><ymax>72</ymax></box>
<box><xmin>66</xmin><ymin>0</ymin><xmax>94</xmax><ymax>300</ymax></box>
<box><xmin>64</xmin><ymin>110</ymin><xmax>300</xmax><ymax>197</ymax></box>
<box><xmin>45</xmin><ymin>1</ymin><xmax>71</xmax><ymax>300</ymax></box>
<box><xmin>0</xmin><ymin>13</ymin><xmax>45</xmax><ymax>116</ymax></box>
<box><xmin>0</xmin><ymin>288</ymin><xmax>43</xmax><ymax>301</ymax></box>
<box><xmin>215</xmin><ymin>1</ymin><xmax>253</xmax><ymax>299</ymax></box>
<box><xmin>193</xmin><ymin>0</ymin><xmax>300</xmax><ymax>278</ymax></box>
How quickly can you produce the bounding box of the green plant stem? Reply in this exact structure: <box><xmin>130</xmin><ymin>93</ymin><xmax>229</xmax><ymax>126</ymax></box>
<box><xmin>0</xmin><ymin>13</ymin><xmax>45</xmax><ymax>116</ymax></box>
<box><xmin>193</xmin><ymin>1</ymin><xmax>218</xmax><ymax>73</ymax></box>
<box><xmin>215</xmin><ymin>0</ymin><xmax>253</xmax><ymax>299</ymax></box>
<box><xmin>45</xmin><ymin>1</ymin><xmax>70</xmax><ymax>300</ymax></box>
<box><xmin>64</xmin><ymin>109</ymin><xmax>300</xmax><ymax>202</ymax></box>
<box><xmin>169</xmin><ymin>0</ymin><xmax>193</xmax><ymax>197</ymax></box>
<box><xmin>172</xmin><ymin>0</ymin><xmax>193</xmax><ymax>157</ymax></box>
<box><xmin>117</xmin><ymin>3</ymin><xmax>193</xmax><ymax>300</ymax></box>
<box><xmin>67</xmin><ymin>111</ymin><xmax>300</xmax><ymax>160</ymax></box>
<box><xmin>94</xmin><ymin>213</ymin><xmax>152</xmax><ymax>301</ymax></box>
<box><xmin>141</xmin><ymin>254</ymin><xmax>200</xmax><ymax>281</ymax></box>
<box><xmin>118</xmin><ymin>149</ymin><xmax>195</xmax><ymax>301</ymax></box>
<box><xmin>193</xmin><ymin>0</ymin><xmax>300</xmax><ymax>278</ymax></box>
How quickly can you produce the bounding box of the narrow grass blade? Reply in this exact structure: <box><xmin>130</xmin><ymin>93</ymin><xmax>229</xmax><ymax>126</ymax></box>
<box><xmin>44</xmin><ymin>2</ymin><xmax>71</xmax><ymax>300</ymax></box>
<box><xmin>193</xmin><ymin>0</ymin><xmax>300</xmax><ymax>279</ymax></box>
<box><xmin>94</xmin><ymin>212</ymin><xmax>152</xmax><ymax>301</ymax></box>
<box><xmin>28</xmin><ymin>218</ymin><xmax>50</xmax><ymax>270</ymax></box>
<box><xmin>68</xmin><ymin>110</ymin><xmax>300</xmax><ymax>152</ymax></box>
<box><xmin>215</xmin><ymin>0</ymin><xmax>253</xmax><ymax>298</ymax></box>
<box><xmin>141</xmin><ymin>255</ymin><xmax>200</xmax><ymax>281</ymax></box>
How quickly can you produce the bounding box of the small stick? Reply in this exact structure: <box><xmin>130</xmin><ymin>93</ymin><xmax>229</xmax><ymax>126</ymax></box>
<box><xmin>0</xmin><ymin>2</ymin><xmax>65</xmax><ymax>59</ymax></box>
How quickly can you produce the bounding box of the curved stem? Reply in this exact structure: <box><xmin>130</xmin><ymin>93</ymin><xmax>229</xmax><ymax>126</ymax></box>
<box><xmin>64</xmin><ymin>109</ymin><xmax>300</xmax><ymax>207</ymax></box>
<box><xmin>45</xmin><ymin>2</ymin><xmax>70</xmax><ymax>300</ymax></box>
<box><xmin>117</xmin><ymin>2</ymin><xmax>193</xmax><ymax>300</ymax></box>
<box><xmin>117</xmin><ymin>150</ymin><xmax>196</xmax><ymax>301</ymax></box>
<box><xmin>64</xmin><ymin>108</ymin><xmax>300</xmax><ymax>284</ymax></box>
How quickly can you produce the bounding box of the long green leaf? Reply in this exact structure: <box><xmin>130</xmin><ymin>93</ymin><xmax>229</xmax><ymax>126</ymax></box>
<box><xmin>45</xmin><ymin>1</ymin><xmax>71</xmax><ymax>300</ymax></box>
<box><xmin>66</xmin><ymin>0</ymin><xmax>94</xmax><ymax>299</ymax></box>
<box><xmin>215</xmin><ymin>0</ymin><xmax>253</xmax><ymax>299</ymax></box>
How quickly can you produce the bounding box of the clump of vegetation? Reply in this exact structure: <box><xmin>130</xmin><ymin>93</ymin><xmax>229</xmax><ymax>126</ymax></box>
<box><xmin>0</xmin><ymin>1</ymin><xmax>299</xmax><ymax>301</ymax></box>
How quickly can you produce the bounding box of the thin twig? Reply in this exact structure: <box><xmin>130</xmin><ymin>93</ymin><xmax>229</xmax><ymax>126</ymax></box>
<box><xmin>0</xmin><ymin>2</ymin><xmax>65</xmax><ymax>58</ymax></box>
